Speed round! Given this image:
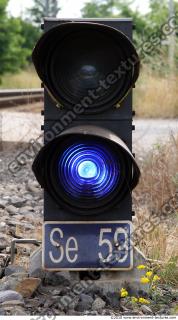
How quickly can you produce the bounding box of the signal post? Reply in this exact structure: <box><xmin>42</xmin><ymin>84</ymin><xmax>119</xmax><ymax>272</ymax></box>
<box><xmin>31</xmin><ymin>18</ymin><xmax>146</xmax><ymax>288</ymax></box>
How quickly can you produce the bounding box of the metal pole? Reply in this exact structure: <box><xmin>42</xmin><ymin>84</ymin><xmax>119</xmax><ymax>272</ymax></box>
<box><xmin>45</xmin><ymin>0</ymin><xmax>50</xmax><ymax>16</ymax></box>
<box><xmin>168</xmin><ymin>0</ymin><xmax>175</xmax><ymax>74</ymax></box>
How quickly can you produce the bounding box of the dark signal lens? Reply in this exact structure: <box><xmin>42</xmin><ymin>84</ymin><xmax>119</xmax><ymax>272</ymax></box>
<box><xmin>32</xmin><ymin>22</ymin><xmax>140</xmax><ymax>114</ymax></box>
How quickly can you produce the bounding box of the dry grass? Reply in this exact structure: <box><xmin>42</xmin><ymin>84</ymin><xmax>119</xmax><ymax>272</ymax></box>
<box><xmin>133</xmin><ymin>135</ymin><xmax>178</xmax><ymax>263</ymax></box>
<box><xmin>0</xmin><ymin>66</ymin><xmax>40</xmax><ymax>89</ymax></box>
<box><xmin>134</xmin><ymin>65</ymin><xmax>178</xmax><ymax>118</ymax></box>
<box><xmin>159</xmin><ymin>256</ymin><xmax>178</xmax><ymax>287</ymax></box>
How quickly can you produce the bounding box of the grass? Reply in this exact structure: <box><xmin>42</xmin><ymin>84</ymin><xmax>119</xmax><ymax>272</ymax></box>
<box><xmin>134</xmin><ymin>65</ymin><xmax>178</xmax><ymax>118</ymax></box>
<box><xmin>133</xmin><ymin>135</ymin><xmax>178</xmax><ymax>286</ymax></box>
<box><xmin>0</xmin><ymin>66</ymin><xmax>40</xmax><ymax>89</ymax></box>
<box><xmin>159</xmin><ymin>257</ymin><xmax>178</xmax><ymax>287</ymax></box>
<box><xmin>133</xmin><ymin>135</ymin><xmax>178</xmax><ymax>278</ymax></box>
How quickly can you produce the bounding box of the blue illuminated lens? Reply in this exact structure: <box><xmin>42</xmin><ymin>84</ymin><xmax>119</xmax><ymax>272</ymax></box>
<box><xmin>58</xmin><ymin>143</ymin><xmax>120</xmax><ymax>199</ymax></box>
<box><xmin>78</xmin><ymin>160</ymin><xmax>98</xmax><ymax>179</ymax></box>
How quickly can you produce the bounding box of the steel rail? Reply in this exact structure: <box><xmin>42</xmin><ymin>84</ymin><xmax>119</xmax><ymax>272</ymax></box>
<box><xmin>0</xmin><ymin>88</ymin><xmax>44</xmax><ymax>108</ymax></box>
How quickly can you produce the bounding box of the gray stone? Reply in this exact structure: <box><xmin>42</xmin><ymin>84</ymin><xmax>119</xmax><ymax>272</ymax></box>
<box><xmin>1</xmin><ymin>300</ymin><xmax>24</xmax><ymax>307</ymax></box>
<box><xmin>34</xmin><ymin>195</ymin><xmax>43</xmax><ymax>201</ymax></box>
<box><xmin>7</xmin><ymin>221</ymin><xmax>23</xmax><ymax>227</ymax></box>
<box><xmin>2</xmin><ymin>196</ymin><xmax>10</xmax><ymax>201</ymax></box>
<box><xmin>23</xmin><ymin>212</ymin><xmax>35</xmax><ymax>220</ymax></box>
<box><xmin>92</xmin><ymin>297</ymin><xmax>106</xmax><ymax>311</ymax></box>
<box><xmin>58</xmin><ymin>287</ymin><xmax>71</xmax><ymax>296</ymax></box>
<box><xmin>66</xmin><ymin>310</ymin><xmax>83</xmax><ymax>315</ymax></box>
<box><xmin>141</xmin><ymin>305</ymin><xmax>153</xmax><ymax>315</ymax></box>
<box><xmin>25</xmin><ymin>298</ymin><xmax>42</xmax><ymax>309</ymax></box>
<box><xmin>24</xmin><ymin>223</ymin><xmax>35</xmax><ymax>231</ymax></box>
<box><xmin>24</xmin><ymin>193</ymin><xmax>33</xmax><ymax>200</ymax></box>
<box><xmin>58</xmin><ymin>276</ymin><xmax>71</xmax><ymax>288</ymax></box>
<box><xmin>5</xmin><ymin>265</ymin><xmax>26</xmax><ymax>277</ymax></box>
<box><xmin>102</xmin><ymin>309</ymin><xmax>115</xmax><ymax>315</ymax></box>
<box><xmin>51</xmin><ymin>310</ymin><xmax>63</xmax><ymax>315</ymax></box>
<box><xmin>43</xmin><ymin>299</ymin><xmax>56</xmax><ymax>308</ymax></box>
<box><xmin>19</xmin><ymin>206</ymin><xmax>34</xmax><ymax>214</ymax></box>
<box><xmin>0</xmin><ymin>290</ymin><xmax>23</xmax><ymax>304</ymax></box>
<box><xmin>157</xmin><ymin>307</ymin><xmax>170</xmax><ymax>315</ymax></box>
<box><xmin>0</xmin><ymin>273</ymin><xmax>28</xmax><ymax>291</ymax></box>
<box><xmin>0</xmin><ymin>215</ymin><xmax>9</xmax><ymax>221</ymax></box>
<box><xmin>3</xmin><ymin>306</ymin><xmax>27</xmax><ymax>315</ymax></box>
<box><xmin>68</xmin><ymin>296</ymin><xmax>80</xmax><ymax>310</ymax></box>
<box><xmin>57</xmin><ymin>296</ymin><xmax>70</xmax><ymax>311</ymax></box>
<box><xmin>10</xmin><ymin>196</ymin><xmax>26</xmax><ymax>208</ymax></box>
<box><xmin>123</xmin><ymin>310</ymin><xmax>142</xmax><ymax>315</ymax></box>
<box><xmin>0</xmin><ymin>200</ymin><xmax>8</xmax><ymax>209</ymax></box>
<box><xmin>84</xmin><ymin>310</ymin><xmax>99</xmax><ymax>315</ymax></box>
<box><xmin>0</xmin><ymin>233</ymin><xmax>10</xmax><ymax>247</ymax></box>
<box><xmin>106</xmin><ymin>292</ymin><xmax>119</xmax><ymax>308</ymax></box>
<box><xmin>0</xmin><ymin>222</ymin><xmax>6</xmax><ymax>232</ymax></box>
<box><xmin>0</xmin><ymin>308</ymin><xmax>5</xmax><ymax>315</ymax></box>
<box><xmin>35</xmin><ymin>205</ymin><xmax>43</xmax><ymax>211</ymax></box>
<box><xmin>120</xmin><ymin>300</ymin><xmax>130</xmax><ymax>309</ymax></box>
<box><xmin>75</xmin><ymin>293</ymin><xmax>94</xmax><ymax>312</ymax></box>
<box><xmin>0</xmin><ymin>222</ymin><xmax>6</xmax><ymax>227</ymax></box>
<box><xmin>27</xmin><ymin>181</ymin><xmax>40</xmax><ymax>193</ymax></box>
<box><xmin>5</xmin><ymin>247</ymin><xmax>11</xmax><ymax>254</ymax></box>
<box><xmin>13</xmin><ymin>214</ymin><xmax>25</xmax><ymax>221</ymax></box>
<box><xmin>51</xmin><ymin>289</ymin><xmax>62</xmax><ymax>296</ymax></box>
<box><xmin>6</xmin><ymin>205</ymin><xmax>18</xmax><ymax>215</ymax></box>
<box><xmin>7</xmin><ymin>221</ymin><xmax>34</xmax><ymax>233</ymax></box>
<box><xmin>0</xmin><ymin>233</ymin><xmax>8</xmax><ymax>240</ymax></box>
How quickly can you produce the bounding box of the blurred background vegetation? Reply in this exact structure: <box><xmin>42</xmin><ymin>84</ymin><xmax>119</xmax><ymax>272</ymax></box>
<box><xmin>0</xmin><ymin>0</ymin><xmax>177</xmax><ymax>117</ymax></box>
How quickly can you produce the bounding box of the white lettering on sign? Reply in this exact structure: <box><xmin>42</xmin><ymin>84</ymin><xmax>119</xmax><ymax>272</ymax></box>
<box><xmin>98</xmin><ymin>228</ymin><xmax>112</xmax><ymax>262</ymax></box>
<box><xmin>98</xmin><ymin>227</ymin><xmax>129</xmax><ymax>263</ymax></box>
<box><xmin>49</xmin><ymin>228</ymin><xmax>64</xmax><ymax>263</ymax></box>
<box><xmin>66</xmin><ymin>237</ymin><xmax>78</xmax><ymax>263</ymax></box>
<box><xmin>114</xmin><ymin>227</ymin><xmax>128</xmax><ymax>263</ymax></box>
<box><xmin>49</xmin><ymin>229</ymin><xmax>79</xmax><ymax>264</ymax></box>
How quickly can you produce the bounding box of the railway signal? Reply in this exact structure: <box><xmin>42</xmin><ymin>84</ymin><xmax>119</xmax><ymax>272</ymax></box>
<box><xmin>32</xmin><ymin>18</ymin><xmax>140</xmax><ymax>271</ymax></box>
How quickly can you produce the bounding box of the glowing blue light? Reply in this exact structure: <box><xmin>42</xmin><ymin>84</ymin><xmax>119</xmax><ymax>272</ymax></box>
<box><xmin>58</xmin><ymin>142</ymin><xmax>120</xmax><ymax>200</ymax></box>
<box><xmin>78</xmin><ymin>160</ymin><xmax>98</xmax><ymax>179</ymax></box>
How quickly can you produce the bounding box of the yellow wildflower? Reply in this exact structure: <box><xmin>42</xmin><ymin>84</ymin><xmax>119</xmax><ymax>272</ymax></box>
<box><xmin>131</xmin><ymin>296</ymin><xmax>138</xmax><ymax>303</ymax></box>
<box><xmin>152</xmin><ymin>285</ymin><xmax>156</xmax><ymax>290</ymax></box>
<box><xmin>139</xmin><ymin>297</ymin><xmax>150</xmax><ymax>304</ymax></box>
<box><xmin>137</xmin><ymin>264</ymin><xmax>146</xmax><ymax>270</ymax></box>
<box><xmin>153</xmin><ymin>275</ymin><xmax>160</xmax><ymax>282</ymax></box>
<box><xmin>140</xmin><ymin>276</ymin><xmax>150</xmax><ymax>284</ymax></box>
<box><xmin>146</xmin><ymin>271</ymin><xmax>153</xmax><ymax>278</ymax></box>
<box><xmin>120</xmin><ymin>288</ymin><xmax>128</xmax><ymax>298</ymax></box>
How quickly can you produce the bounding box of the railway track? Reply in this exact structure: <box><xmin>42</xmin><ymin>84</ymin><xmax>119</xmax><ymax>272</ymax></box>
<box><xmin>0</xmin><ymin>88</ymin><xmax>44</xmax><ymax>108</ymax></box>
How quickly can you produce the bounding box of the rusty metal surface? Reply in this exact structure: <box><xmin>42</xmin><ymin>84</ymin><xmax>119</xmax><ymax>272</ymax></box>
<box><xmin>10</xmin><ymin>238</ymin><xmax>42</xmax><ymax>265</ymax></box>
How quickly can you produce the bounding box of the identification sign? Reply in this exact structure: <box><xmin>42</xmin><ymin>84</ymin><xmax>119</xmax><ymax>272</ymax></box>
<box><xmin>43</xmin><ymin>221</ymin><xmax>133</xmax><ymax>271</ymax></box>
